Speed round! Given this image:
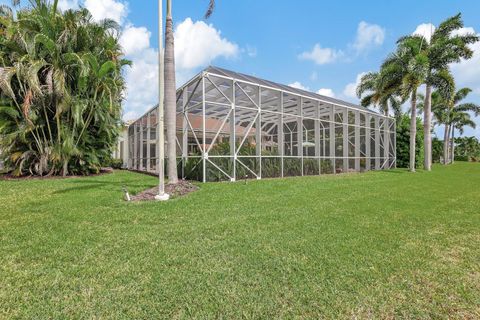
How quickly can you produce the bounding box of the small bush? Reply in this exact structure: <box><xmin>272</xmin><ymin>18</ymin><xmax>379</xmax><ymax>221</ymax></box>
<box><xmin>432</xmin><ymin>138</ymin><xmax>443</xmax><ymax>163</ymax></box>
<box><xmin>454</xmin><ymin>136</ymin><xmax>480</xmax><ymax>161</ymax></box>
<box><xmin>110</xmin><ymin>159</ymin><xmax>124</xmax><ymax>169</ymax></box>
<box><xmin>455</xmin><ymin>155</ymin><xmax>469</xmax><ymax>162</ymax></box>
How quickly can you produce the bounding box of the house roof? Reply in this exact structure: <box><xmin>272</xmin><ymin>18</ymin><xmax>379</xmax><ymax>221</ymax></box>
<box><xmin>130</xmin><ymin>65</ymin><xmax>388</xmax><ymax>128</ymax></box>
<box><xmin>203</xmin><ymin>66</ymin><xmax>377</xmax><ymax>115</ymax></box>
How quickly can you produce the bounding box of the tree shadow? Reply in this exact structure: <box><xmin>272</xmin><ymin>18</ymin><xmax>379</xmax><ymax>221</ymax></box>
<box><xmin>381</xmin><ymin>170</ymin><xmax>408</xmax><ymax>174</ymax></box>
<box><xmin>52</xmin><ymin>179</ymin><xmax>152</xmax><ymax>195</ymax></box>
<box><xmin>381</xmin><ymin>168</ymin><xmax>430</xmax><ymax>174</ymax></box>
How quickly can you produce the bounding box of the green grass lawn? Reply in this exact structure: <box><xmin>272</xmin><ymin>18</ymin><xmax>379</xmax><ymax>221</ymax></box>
<box><xmin>1</xmin><ymin>163</ymin><xmax>479</xmax><ymax>319</ymax></box>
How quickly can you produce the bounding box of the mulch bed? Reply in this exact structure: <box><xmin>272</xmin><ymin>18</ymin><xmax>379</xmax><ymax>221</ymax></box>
<box><xmin>0</xmin><ymin>168</ymin><xmax>114</xmax><ymax>181</ymax></box>
<box><xmin>130</xmin><ymin>180</ymin><xmax>199</xmax><ymax>201</ymax></box>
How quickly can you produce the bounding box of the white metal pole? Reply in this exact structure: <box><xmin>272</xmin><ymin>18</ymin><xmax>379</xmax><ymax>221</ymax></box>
<box><xmin>156</xmin><ymin>0</ymin><xmax>169</xmax><ymax>201</ymax></box>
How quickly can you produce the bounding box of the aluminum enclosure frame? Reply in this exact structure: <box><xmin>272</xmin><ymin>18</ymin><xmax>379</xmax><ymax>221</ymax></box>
<box><xmin>128</xmin><ymin>66</ymin><xmax>396</xmax><ymax>182</ymax></box>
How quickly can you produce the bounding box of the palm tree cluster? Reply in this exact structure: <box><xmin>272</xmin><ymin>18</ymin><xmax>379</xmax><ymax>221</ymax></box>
<box><xmin>0</xmin><ymin>0</ymin><xmax>129</xmax><ymax>176</ymax></box>
<box><xmin>357</xmin><ymin>13</ymin><xmax>478</xmax><ymax>171</ymax></box>
<box><xmin>429</xmin><ymin>88</ymin><xmax>480</xmax><ymax>163</ymax></box>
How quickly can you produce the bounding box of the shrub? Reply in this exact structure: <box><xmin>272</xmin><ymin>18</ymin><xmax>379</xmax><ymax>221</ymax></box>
<box><xmin>432</xmin><ymin>138</ymin><xmax>443</xmax><ymax>163</ymax></box>
<box><xmin>455</xmin><ymin>155</ymin><xmax>469</xmax><ymax>162</ymax></box>
<box><xmin>321</xmin><ymin>159</ymin><xmax>334</xmax><ymax>174</ymax></box>
<box><xmin>396</xmin><ymin>115</ymin><xmax>424</xmax><ymax>168</ymax></box>
<box><xmin>0</xmin><ymin>1</ymin><xmax>129</xmax><ymax>176</ymax></box>
<box><xmin>454</xmin><ymin>136</ymin><xmax>480</xmax><ymax>161</ymax></box>
<box><xmin>110</xmin><ymin>159</ymin><xmax>124</xmax><ymax>169</ymax></box>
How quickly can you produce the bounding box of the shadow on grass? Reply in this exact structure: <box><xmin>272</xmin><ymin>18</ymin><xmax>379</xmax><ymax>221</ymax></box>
<box><xmin>52</xmin><ymin>179</ymin><xmax>154</xmax><ymax>195</ymax></box>
<box><xmin>381</xmin><ymin>169</ymin><xmax>409</xmax><ymax>174</ymax></box>
<box><xmin>381</xmin><ymin>168</ymin><xmax>435</xmax><ymax>175</ymax></box>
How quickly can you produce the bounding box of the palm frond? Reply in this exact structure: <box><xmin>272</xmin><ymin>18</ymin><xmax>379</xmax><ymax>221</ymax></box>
<box><xmin>432</xmin><ymin>13</ymin><xmax>463</xmax><ymax>42</ymax></box>
<box><xmin>34</xmin><ymin>33</ymin><xmax>57</xmax><ymax>56</ymax></box>
<box><xmin>205</xmin><ymin>0</ymin><xmax>215</xmax><ymax>19</ymax></box>
<box><xmin>429</xmin><ymin>69</ymin><xmax>455</xmax><ymax>101</ymax></box>
<box><xmin>0</xmin><ymin>105</ymin><xmax>20</xmax><ymax>120</ymax></box>
<box><xmin>356</xmin><ymin>72</ymin><xmax>378</xmax><ymax>98</ymax></box>
<box><xmin>26</xmin><ymin>59</ymin><xmax>46</xmax><ymax>95</ymax></box>
<box><xmin>360</xmin><ymin>94</ymin><xmax>375</xmax><ymax>108</ymax></box>
<box><xmin>455</xmin><ymin>103</ymin><xmax>480</xmax><ymax>116</ymax></box>
<box><xmin>98</xmin><ymin>18</ymin><xmax>120</xmax><ymax>32</ymax></box>
<box><xmin>453</xmin><ymin>87</ymin><xmax>472</xmax><ymax>104</ymax></box>
<box><xmin>98</xmin><ymin>61</ymin><xmax>116</xmax><ymax>78</ymax></box>
<box><xmin>0</xmin><ymin>67</ymin><xmax>17</xmax><ymax>99</ymax></box>
<box><xmin>0</xmin><ymin>4</ymin><xmax>13</xmax><ymax>17</ymax></box>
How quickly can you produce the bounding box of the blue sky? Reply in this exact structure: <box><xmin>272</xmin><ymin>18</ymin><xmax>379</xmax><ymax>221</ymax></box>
<box><xmin>3</xmin><ymin>0</ymin><xmax>480</xmax><ymax>138</ymax></box>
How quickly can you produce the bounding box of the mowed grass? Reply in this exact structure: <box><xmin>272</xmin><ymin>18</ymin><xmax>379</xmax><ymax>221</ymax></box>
<box><xmin>1</xmin><ymin>163</ymin><xmax>479</xmax><ymax>319</ymax></box>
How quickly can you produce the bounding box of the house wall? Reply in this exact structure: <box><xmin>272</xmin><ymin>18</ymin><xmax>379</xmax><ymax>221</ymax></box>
<box><xmin>113</xmin><ymin>126</ymin><xmax>129</xmax><ymax>168</ymax></box>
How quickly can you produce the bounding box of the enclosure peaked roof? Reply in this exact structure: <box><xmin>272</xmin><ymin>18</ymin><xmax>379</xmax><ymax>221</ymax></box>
<box><xmin>204</xmin><ymin>66</ymin><xmax>378</xmax><ymax>114</ymax></box>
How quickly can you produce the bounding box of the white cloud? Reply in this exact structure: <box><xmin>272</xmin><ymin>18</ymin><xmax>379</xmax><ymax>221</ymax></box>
<box><xmin>298</xmin><ymin>44</ymin><xmax>342</xmax><ymax>65</ymax></box>
<box><xmin>343</xmin><ymin>72</ymin><xmax>368</xmax><ymax>99</ymax></box>
<box><xmin>353</xmin><ymin>21</ymin><xmax>385</xmax><ymax>53</ymax></box>
<box><xmin>122</xmin><ymin>17</ymin><xmax>240</xmax><ymax>121</ymax></box>
<box><xmin>123</xmin><ymin>47</ymin><xmax>159</xmax><ymax>121</ymax></box>
<box><xmin>412</xmin><ymin>23</ymin><xmax>435</xmax><ymax>43</ymax></box>
<box><xmin>452</xmin><ymin>27</ymin><xmax>476</xmax><ymax>37</ymax></box>
<box><xmin>317</xmin><ymin>88</ymin><xmax>335</xmax><ymax>98</ymax></box>
<box><xmin>287</xmin><ymin>83</ymin><xmax>335</xmax><ymax>97</ymax></box>
<box><xmin>57</xmin><ymin>0</ymin><xmax>78</xmax><ymax>11</ymax></box>
<box><xmin>245</xmin><ymin>45</ymin><xmax>257</xmax><ymax>58</ymax></box>
<box><xmin>310</xmin><ymin>71</ymin><xmax>318</xmax><ymax>81</ymax></box>
<box><xmin>120</xmin><ymin>25</ymin><xmax>151</xmax><ymax>56</ymax></box>
<box><xmin>10</xmin><ymin>0</ymin><xmax>243</xmax><ymax>121</ymax></box>
<box><xmin>288</xmin><ymin>82</ymin><xmax>310</xmax><ymax>91</ymax></box>
<box><xmin>123</xmin><ymin>110</ymin><xmax>140</xmax><ymax>122</ymax></box>
<box><xmin>78</xmin><ymin>0</ymin><xmax>147</xmax><ymax>121</ymax></box>
<box><xmin>451</xmin><ymin>27</ymin><xmax>480</xmax><ymax>93</ymax></box>
<box><xmin>84</xmin><ymin>0</ymin><xmax>127</xmax><ymax>24</ymax></box>
<box><xmin>300</xmin><ymin>22</ymin><xmax>384</xmax><ymax>64</ymax></box>
<box><xmin>174</xmin><ymin>18</ymin><xmax>239</xmax><ymax>70</ymax></box>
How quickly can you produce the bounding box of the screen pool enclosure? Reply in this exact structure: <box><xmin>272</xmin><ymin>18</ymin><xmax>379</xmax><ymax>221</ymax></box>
<box><xmin>128</xmin><ymin>66</ymin><xmax>396</xmax><ymax>182</ymax></box>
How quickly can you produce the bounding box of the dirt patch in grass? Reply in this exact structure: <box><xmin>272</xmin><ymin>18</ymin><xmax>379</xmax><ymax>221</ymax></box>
<box><xmin>130</xmin><ymin>180</ymin><xmax>199</xmax><ymax>201</ymax></box>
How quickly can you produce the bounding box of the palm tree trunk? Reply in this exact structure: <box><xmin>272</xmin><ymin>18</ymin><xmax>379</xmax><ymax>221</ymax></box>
<box><xmin>423</xmin><ymin>84</ymin><xmax>432</xmax><ymax>171</ymax></box>
<box><xmin>409</xmin><ymin>91</ymin><xmax>417</xmax><ymax>172</ymax></box>
<box><xmin>164</xmin><ymin>0</ymin><xmax>178</xmax><ymax>184</ymax></box>
<box><xmin>443</xmin><ymin>124</ymin><xmax>450</xmax><ymax>165</ymax></box>
<box><xmin>62</xmin><ymin>159</ymin><xmax>68</xmax><ymax>177</ymax></box>
<box><xmin>450</xmin><ymin>127</ymin><xmax>455</xmax><ymax>164</ymax></box>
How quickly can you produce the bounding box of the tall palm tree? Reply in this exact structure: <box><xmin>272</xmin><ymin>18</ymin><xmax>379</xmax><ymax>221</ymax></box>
<box><xmin>401</xmin><ymin>14</ymin><xmax>478</xmax><ymax>171</ymax></box>
<box><xmin>381</xmin><ymin>37</ymin><xmax>430</xmax><ymax>172</ymax></box>
<box><xmin>164</xmin><ymin>0</ymin><xmax>178</xmax><ymax>184</ymax></box>
<box><xmin>164</xmin><ymin>0</ymin><xmax>215</xmax><ymax>184</ymax></box>
<box><xmin>432</xmin><ymin>88</ymin><xmax>480</xmax><ymax>164</ymax></box>
<box><xmin>356</xmin><ymin>71</ymin><xmax>403</xmax><ymax>121</ymax></box>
